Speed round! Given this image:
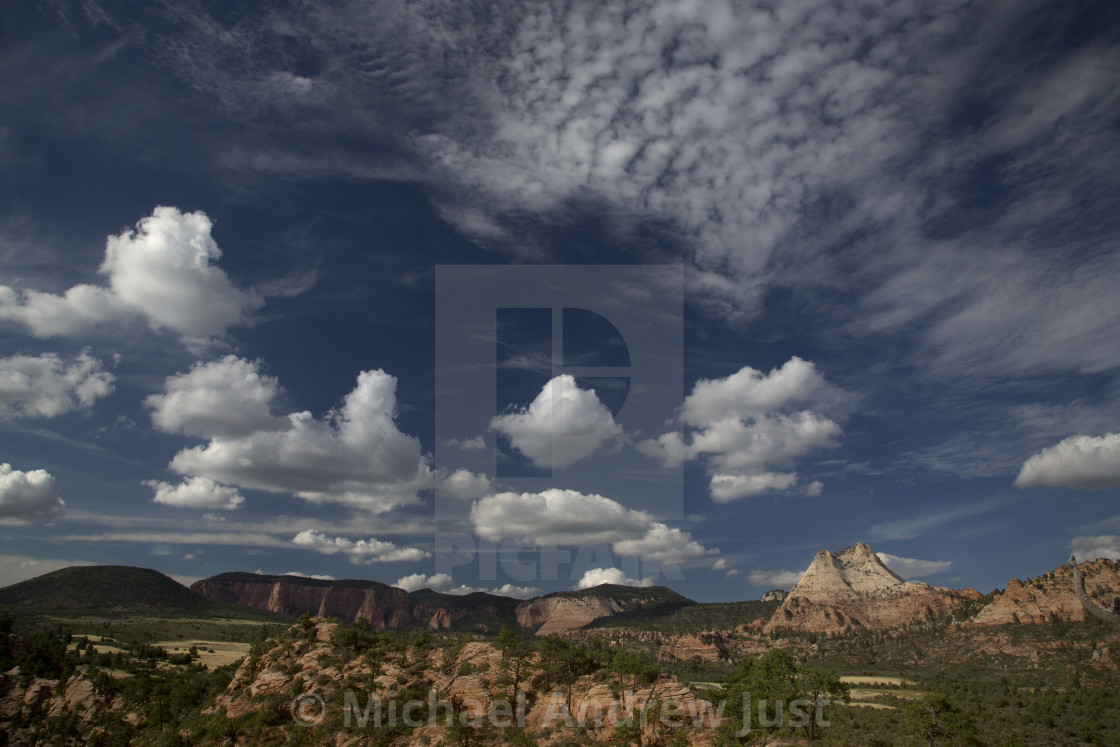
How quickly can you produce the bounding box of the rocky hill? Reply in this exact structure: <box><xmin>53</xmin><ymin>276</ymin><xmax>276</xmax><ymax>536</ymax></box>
<box><xmin>764</xmin><ymin>543</ymin><xmax>982</xmax><ymax>634</ymax></box>
<box><xmin>0</xmin><ymin>566</ymin><xmax>280</xmax><ymax>620</ymax></box>
<box><xmin>190</xmin><ymin>572</ymin><xmax>426</xmax><ymax>627</ymax></box>
<box><xmin>515</xmin><ymin>584</ymin><xmax>692</xmax><ymax>635</ymax></box>
<box><xmin>190</xmin><ymin>573</ymin><xmax>683</xmax><ymax>634</ymax></box>
<box><xmin>968</xmin><ymin>558</ymin><xmax>1120</xmax><ymax>626</ymax></box>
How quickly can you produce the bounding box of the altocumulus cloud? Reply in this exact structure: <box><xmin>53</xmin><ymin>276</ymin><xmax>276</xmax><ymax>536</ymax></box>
<box><xmin>638</xmin><ymin>357</ymin><xmax>842</xmax><ymax>501</ymax></box>
<box><xmin>0</xmin><ymin>207</ymin><xmax>261</xmax><ymax>343</ymax></box>
<box><xmin>157</xmin><ymin>360</ymin><xmax>433</xmax><ymax>512</ymax></box>
<box><xmin>0</xmin><ymin>351</ymin><xmax>114</xmax><ymax>419</ymax></box>
<box><xmin>1015</xmin><ymin>433</ymin><xmax>1120</xmax><ymax>491</ymax></box>
<box><xmin>0</xmin><ymin>463</ymin><xmax>65</xmax><ymax>522</ymax></box>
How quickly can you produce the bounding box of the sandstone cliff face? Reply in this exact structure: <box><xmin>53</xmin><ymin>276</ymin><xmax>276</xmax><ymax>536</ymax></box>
<box><xmin>657</xmin><ymin>632</ymin><xmax>730</xmax><ymax>662</ymax></box>
<box><xmin>0</xmin><ymin>672</ymin><xmax>112</xmax><ymax>725</ymax></box>
<box><xmin>516</xmin><ymin>595</ymin><xmax>624</xmax><ymax>635</ymax></box>
<box><xmin>191</xmin><ymin>573</ymin><xmax>422</xmax><ymax>627</ymax></box>
<box><xmin>968</xmin><ymin>559</ymin><xmax>1120</xmax><ymax>626</ymax></box>
<box><xmin>764</xmin><ymin>543</ymin><xmax>981</xmax><ymax>634</ymax></box>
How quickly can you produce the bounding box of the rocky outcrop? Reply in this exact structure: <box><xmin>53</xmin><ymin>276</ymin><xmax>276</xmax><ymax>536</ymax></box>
<box><xmin>516</xmin><ymin>595</ymin><xmax>624</xmax><ymax>635</ymax></box>
<box><xmin>968</xmin><ymin>558</ymin><xmax>1120</xmax><ymax>627</ymax></box>
<box><xmin>765</xmin><ymin>543</ymin><xmax>981</xmax><ymax>634</ymax></box>
<box><xmin>761</xmin><ymin>589</ymin><xmax>787</xmax><ymax>603</ymax></box>
<box><xmin>191</xmin><ymin>573</ymin><xmax>420</xmax><ymax>626</ymax></box>
<box><xmin>0</xmin><ymin>671</ymin><xmax>113</xmax><ymax>725</ymax></box>
<box><xmin>658</xmin><ymin>632</ymin><xmax>730</xmax><ymax>662</ymax></box>
<box><xmin>213</xmin><ymin>617</ymin><xmax>720</xmax><ymax>745</ymax></box>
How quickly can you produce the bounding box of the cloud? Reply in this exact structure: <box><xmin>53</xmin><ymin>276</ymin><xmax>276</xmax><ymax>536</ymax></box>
<box><xmin>168</xmin><ymin>368</ymin><xmax>433</xmax><ymax>512</ymax></box>
<box><xmin>1070</xmin><ymin>535</ymin><xmax>1120</xmax><ymax>562</ymax></box>
<box><xmin>438</xmin><ymin>469</ymin><xmax>492</xmax><ymax>500</ymax></box>
<box><xmin>866</xmin><ymin>496</ymin><xmax>1013</xmax><ymax>541</ymax></box>
<box><xmin>444</xmin><ymin>436</ymin><xmax>486</xmax><ymax>452</ymax></box>
<box><xmin>471</xmin><ymin>488</ymin><xmax>650</xmax><ymax>546</ymax></box>
<box><xmin>490</xmin><ymin>583</ymin><xmax>541</xmax><ymax>599</ymax></box>
<box><xmin>1015</xmin><ymin>433</ymin><xmax>1120</xmax><ymax>491</ymax></box>
<box><xmin>711</xmin><ymin>558</ymin><xmax>729</xmax><ymax>571</ymax></box>
<box><xmin>283</xmin><ymin>571</ymin><xmax>336</xmax><ymax>581</ymax></box>
<box><xmin>292</xmin><ymin>529</ymin><xmax>429</xmax><ymax>564</ymax></box>
<box><xmin>747</xmin><ymin>569</ymin><xmax>804</xmax><ymax>589</ymax></box>
<box><xmin>610</xmin><ymin>523</ymin><xmax>712</xmax><ymax>567</ymax></box>
<box><xmin>875</xmin><ymin>552</ymin><xmax>952</xmax><ymax>579</ymax></box>
<box><xmin>638</xmin><ymin>358</ymin><xmax>841</xmax><ymax>501</ymax></box>
<box><xmin>145</xmin><ymin>356</ymin><xmax>286</xmax><ymax>438</ymax></box>
<box><xmin>470</xmin><ymin>488</ymin><xmax>716</xmax><ymax>567</ymax></box>
<box><xmin>709</xmin><ymin>472</ymin><xmax>798</xmax><ymax>502</ymax></box>
<box><xmin>0</xmin><ymin>463</ymin><xmax>65</xmax><ymax>522</ymax></box>
<box><xmin>0</xmin><ymin>351</ymin><xmax>114</xmax><ymax>419</ymax></box>
<box><xmin>575</xmin><ymin>567</ymin><xmax>653</xmax><ymax>590</ymax></box>
<box><xmin>491</xmin><ymin>375</ymin><xmax>623</xmax><ymax>469</ymax></box>
<box><xmin>392</xmin><ymin>572</ymin><xmax>540</xmax><ymax>598</ymax></box>
<box><xmin>146</xmin><ymin>476</ymin><xmax>245</xmax><ymax>510</ymax></box>
<box><xmin>680</xmin><ymin>357</ymin><xmax>827</xmax><ymax>426</ymax></box>
<box><xmin>81</xmin><ymin>2</ymin><xmax>1120</xmax><ymax>399</ymax></box>
<box><xmin>0</xmin><ymin>207</ymin><xmax>262</xmax><ymax>342</ymax></box>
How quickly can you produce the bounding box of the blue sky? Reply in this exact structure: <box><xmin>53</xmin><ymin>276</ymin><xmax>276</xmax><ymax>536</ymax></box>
<box><xmin>2</xmin><ymin>0</ymin><xmax>1119</xmax><ymax>602</ymax></box>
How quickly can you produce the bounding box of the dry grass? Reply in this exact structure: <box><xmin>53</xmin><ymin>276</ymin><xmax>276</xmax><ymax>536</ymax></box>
<box><xmin>154</xmin><ymin>640</ymin><xmax>250</xmax><ymax>667</ymax></box>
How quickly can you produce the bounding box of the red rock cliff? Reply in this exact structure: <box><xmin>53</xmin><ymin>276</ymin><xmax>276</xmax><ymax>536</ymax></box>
<box><xmin>967</xmin><ymin>558</ymin><xmax>1120</xmax><ymax>626</ymax></box>
<box><xmin>190</xmin><ymin>573</ymin><xmax>420</xmax><ymax>627</ymax></box>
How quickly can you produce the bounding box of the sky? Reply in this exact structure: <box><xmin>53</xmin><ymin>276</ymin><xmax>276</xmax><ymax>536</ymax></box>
<box><xmin>1</xmin><ymin>0</ymin><xmax>1119</xmax><ymax>603</ymax></box>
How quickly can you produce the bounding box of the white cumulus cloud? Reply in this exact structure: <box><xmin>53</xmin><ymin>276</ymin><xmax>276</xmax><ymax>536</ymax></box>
<box><xmin>293</xmin><ymin>529</ymin><xmax>429</xmax><ymax>564</ymax></box>
<box><xmin>146</xmin><ymin>476</ymin><xmax>245</xmax><ymax>510</ymax></box>
<box><xmin>680</xmin><ymin>357</ymin><xmax>827</xmax><ymax>426</ymax></box>
<box><xmin>167</xmin><ymin>368</ymin><xmax>433</xmax><ymax>512</ymax></box>
<box><xmin>638</xmin><ymin>358</ymin><xmax>841</xmax><ymax>501</ymax></box>
<box><xmin>0</xmin><ymin>207</ymin><xmax>262</xmax><ymax>343</ymax></box>
<box><xmin>575</xmin><ymin>567</ymin><xmax>653</xmax><ymax>590</ymax></box>
<box><xmin>470</xmin><ymin>488</ymin><xmax>716</xmax><ymax>567</ymax></box>
<box><xmin>0</xmin><ymin>463</ymin><xmax>65</xmax><ymax>522</ymax></box>
<box><xmin>491</xmin><ymin>375</ymin><xmax>622</xmax><ymax>469</ymax></box>
<box><xmin>709</xmin><ymin>472</ymin><xmax>799</xmax><ymax>502</ymax></box>
<box><xmin>438</xmin><ymin>469</ymin><xmax>492</xmax><ymax>500</ymax></box>
<box><xmin>1015</xmin><ymin>433</ymin><xmax>1120</xmax><ymax>491</ymax></box>
<box><xmin>875</xmin><ymin>552</ymin><xmax>952</xmax><ymax>579</ymax></box>
<box><xmin>1070</xmin><ymin>535</ymin><xmax>1120</xmax><ymax>562</ymax></box>
<box><xmin>392</xmin><ymin>572</ymin><xmax>540</xmax><ymax>598</ymax></box>
<box><xmin>747</xmin><ymin>569</ymin><xmax>804</xmax><ymax>589</ymax></box>
<box><xmin>0</xmin><ymin>351</ymin><xmax>114</xmax><ymax>419</ymax></box>
<box><xmin>146</xmin><ymin>356</ymin><xmax>286</xmax><ymax>438</ymax></box>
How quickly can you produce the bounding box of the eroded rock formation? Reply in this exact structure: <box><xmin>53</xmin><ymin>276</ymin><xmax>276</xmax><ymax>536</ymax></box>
<box><xmin>764</xmin><ymin>543</ymin><xmax>981</xmax><ymax>634</ymax></box>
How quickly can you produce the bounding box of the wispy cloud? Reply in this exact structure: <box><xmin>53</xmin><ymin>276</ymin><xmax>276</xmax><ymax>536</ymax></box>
<box><xmin>867</xmin><ymin>496</ymin><xmax>1015</xmax><ymax>541</ymax></box>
